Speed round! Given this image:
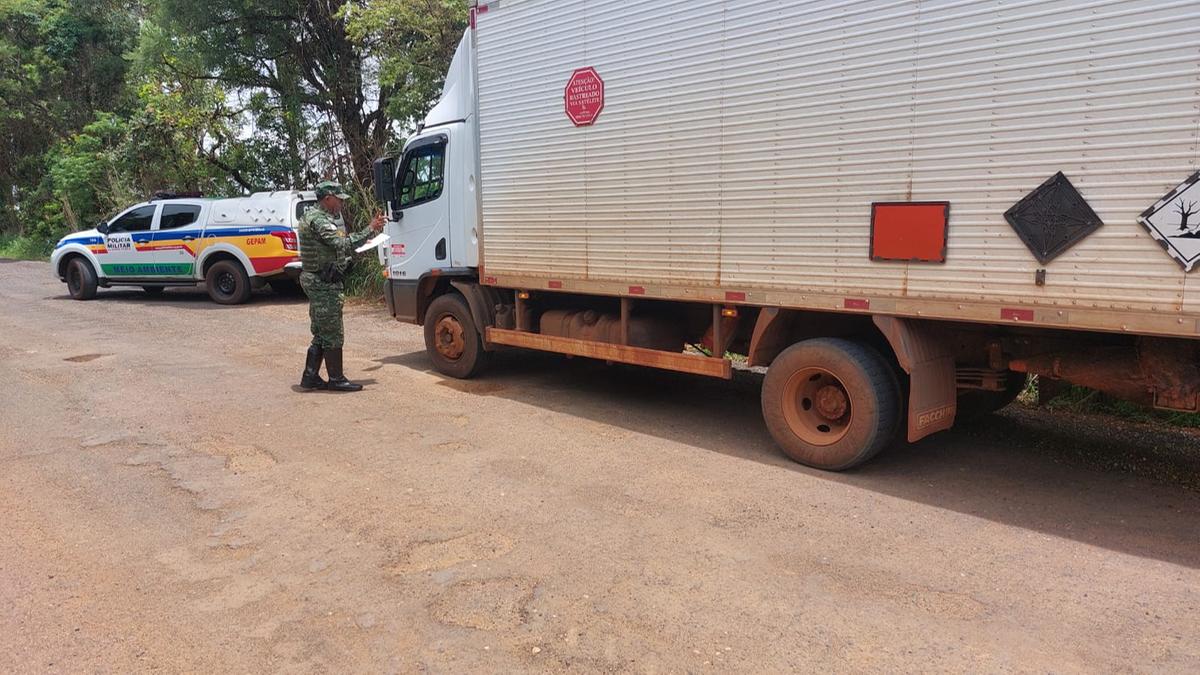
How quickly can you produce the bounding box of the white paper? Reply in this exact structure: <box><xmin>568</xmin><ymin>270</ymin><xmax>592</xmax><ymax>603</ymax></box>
<box><xmin>355</xmin><ymin>233</ymin><xmax>390</xmax><ymax>254</ymax></box>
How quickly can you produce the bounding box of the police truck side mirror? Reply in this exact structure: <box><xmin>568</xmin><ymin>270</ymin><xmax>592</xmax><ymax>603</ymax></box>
<box><xmin>96</xmin><ymin>222</ymin><xmax>109</xmax><ymax>235</ymax></box>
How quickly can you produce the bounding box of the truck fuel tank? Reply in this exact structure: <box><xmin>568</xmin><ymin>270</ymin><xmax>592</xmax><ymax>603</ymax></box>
<box><xmin>539</xmin><ymin>310</ymin><xmax>683</xmax><ymax>353</ymax></box>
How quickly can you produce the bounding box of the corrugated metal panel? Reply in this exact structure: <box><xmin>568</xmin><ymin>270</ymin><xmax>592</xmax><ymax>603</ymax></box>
<box><xmin>476</xmin><ymin>0</ymin><xmax>1200</xmax><ymax>329</ymax></box>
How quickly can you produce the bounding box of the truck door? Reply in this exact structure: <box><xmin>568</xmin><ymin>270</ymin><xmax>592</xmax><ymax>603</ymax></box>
<box><xmin>389</xmin><ymin>136</ymin><xmax>449</xmax><ymax>281</ymax></box>
<box><xmin>149</xmin><ymin>203</ymin><xmax>205</xmax><ymax>278</ymax></box>
<box><xmin>101</xmin><ymin>204</ymin><xmax>158</xmax><ymax>278</ymax></box>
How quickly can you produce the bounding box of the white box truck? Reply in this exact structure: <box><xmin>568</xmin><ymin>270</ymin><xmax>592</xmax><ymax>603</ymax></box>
<box><xmin>373</xmin><ymin>0</ymin><xmax>1200</xmax><ymax>470</ymax></box>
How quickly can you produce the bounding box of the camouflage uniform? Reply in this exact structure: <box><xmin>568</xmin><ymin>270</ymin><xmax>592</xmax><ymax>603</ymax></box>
<box><xmin>298</xmin><ymin>204</ymin><xmax>372</xmax><ymax>349</ymax></box>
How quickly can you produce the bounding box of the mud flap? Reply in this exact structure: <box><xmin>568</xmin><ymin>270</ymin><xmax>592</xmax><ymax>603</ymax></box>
<box><xmin>873</xmin><ymin>316</ymin><xmax>957</xmax><ymax>442</ymax></box>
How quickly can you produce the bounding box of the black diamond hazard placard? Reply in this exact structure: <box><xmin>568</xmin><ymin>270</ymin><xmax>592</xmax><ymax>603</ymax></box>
<box><xmin>1004</xmin><ymin>172</ymin><xmax>1104</xmax><ymax>265</ymax></box>
<box><xmin>1138</xmin><ymin>171</ymin><xmax>1200</xmax><ymax>272</ymax></box>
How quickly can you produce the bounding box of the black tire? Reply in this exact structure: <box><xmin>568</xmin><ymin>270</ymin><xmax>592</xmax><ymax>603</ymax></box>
<box><xmin>761</xmin><ymin>338</ymin><xmax>901</xmax><ymax>471</ymax></box>
<box><xmin>424</xmin><ymin>293</ymin><xmax>489</xmax><ymax>379</ymax></box>
<box><xmin>65</xmin><ymin>257</ymin><xmax>98</xmax><ymax>300</ymax></box>
<box><xmin>269</xmin><ymin>278</ymin><xmax>304</xmax><ymax>296</ymax></box>
<box><xmin>205</xmin><ymin>259</ymin><xmax>252</xmax><ymax>305</ymax></box>
<box><xmin>956</xmin><ymin>372</ymin><xmax>1027</xmax><ymax>421</ymax></box>
<box><xmin>142</xmin><ymin>286</ymin><xmax>165</xmax><ymax>296</ymax></box>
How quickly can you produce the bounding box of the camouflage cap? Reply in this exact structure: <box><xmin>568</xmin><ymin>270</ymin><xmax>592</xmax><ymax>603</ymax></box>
<box><xmin>315</xmin><ymin>181</ymin><xmax>351</xmax><ymax>200</ymax></box>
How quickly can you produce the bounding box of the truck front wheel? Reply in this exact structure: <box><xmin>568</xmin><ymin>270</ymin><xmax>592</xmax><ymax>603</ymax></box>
<box><xmin>762</xmin><ymin>338</ymin><xmax>901</xmax><ymax>471</ymax></box>
<box><xmin>424</xmin><ymin>293</ymin><xmax>489</xmax><ymax>379</ymax></box>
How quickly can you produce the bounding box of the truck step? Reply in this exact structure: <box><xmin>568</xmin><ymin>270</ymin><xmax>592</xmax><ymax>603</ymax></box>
<box><xmin>485</xmin><ymin>328</ymin><xmax>732</xmax><ymax>380</ymax></box>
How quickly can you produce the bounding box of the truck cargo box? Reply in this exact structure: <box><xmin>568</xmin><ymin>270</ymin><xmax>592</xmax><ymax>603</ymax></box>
<box><xmin>473</xmin><ymin>0</ymin><xmax>1200</xmax><ymax>339</ymax></box>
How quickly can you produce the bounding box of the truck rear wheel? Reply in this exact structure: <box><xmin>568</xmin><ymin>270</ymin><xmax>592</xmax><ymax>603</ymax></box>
<box><xmin>424</xmin><ymin>293</ymin><xmax>489</xmax><ymax>379</ymax></box>
<box><xmin>762</xmin><ymin>338</ymin><xmax>900</xmax><ymax>471</ymax></box>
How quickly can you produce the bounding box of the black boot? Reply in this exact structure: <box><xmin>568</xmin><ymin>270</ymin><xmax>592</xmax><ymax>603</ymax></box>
<box><xmin>324</xmin><ymin>348</ymin><xmax>363</xmax><ymax>392</ymax></box>
<box><xmin>300</xmin><ymin>346</ymin><xmax>327</xmax><ymax>390</ymax></box>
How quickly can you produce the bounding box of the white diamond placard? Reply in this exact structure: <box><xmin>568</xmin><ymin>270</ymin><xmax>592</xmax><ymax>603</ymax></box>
<box><xmin>1139</xmin><ymin>171</ymin><xmax>1200</xmax><ymax>272</ymax></box>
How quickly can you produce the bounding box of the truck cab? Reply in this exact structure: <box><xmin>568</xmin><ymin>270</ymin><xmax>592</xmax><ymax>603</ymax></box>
<box><xmin>375</xmin><ymin>32</ymin><xmax>479</xmax><ymax>323</ymax></box>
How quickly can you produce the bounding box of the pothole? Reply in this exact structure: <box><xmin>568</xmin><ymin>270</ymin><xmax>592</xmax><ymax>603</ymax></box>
<box><xmin>64</xmin><ymin>353</ymin><xmax>110</xmax><ymax>363</ymax></box>
<box><xmin>390</xmin><ymin>532</ymin><xmax>515</xmax><ymax>575</ymax></box>
<box><xmin>429</xmin><ymin>576</ymin><xmax>537</xmax><ymax>630</ymax></box>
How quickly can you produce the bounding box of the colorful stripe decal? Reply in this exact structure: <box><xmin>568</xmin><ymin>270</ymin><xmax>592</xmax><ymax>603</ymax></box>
<box><xmin>62</xmin><ymin>225</ymin><xmax>298</xmax><ymax>276</ymax></box>
<box><xmin>250</xmin><ymin>256</ymin><xmax>296</xmax><ymax>274</ymax></box>
<box><xmin>101</xmin><ymin>263</ymin><xmax>194</xmax><ymax>276</ymax></box>
<box><xmin>57</xmin><ymin>236</ymin><xmax>104</xmax><ymax>249</ymax></box>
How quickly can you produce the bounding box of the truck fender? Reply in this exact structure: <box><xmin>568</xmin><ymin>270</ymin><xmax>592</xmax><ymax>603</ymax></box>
<box><xmin>747</xmin><ymin>307</ymin><xmax>793</xmax><ymax>367</ymax></box>
<box><xmin>747</xmin><ymin>307</ymin><xmax>871</xmax><ymax>367</ymax></box>
<box><xmin>449</xmin><ymin>280</ymin><xmax>507</xmax><ymax>348</ymax></box>
<box><xmin>872</xmin><ymin>316</ymin><xmax>957</xmax><ymax>443</ymax></box>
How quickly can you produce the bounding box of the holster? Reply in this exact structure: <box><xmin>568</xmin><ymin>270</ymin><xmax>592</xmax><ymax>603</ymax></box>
<box><xmin>320</xmin><ymin>262</ymin><xmax>345</xmax><ymax>284</ymax></box>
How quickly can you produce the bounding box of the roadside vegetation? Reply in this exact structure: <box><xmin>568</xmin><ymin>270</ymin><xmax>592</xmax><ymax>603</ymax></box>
<box><xmin>1014</xmin><ymin>376</ymin><xmax>1200</xmax><ymax>429</ymax></box>
<box><xmin>0</xmin><ymin>0</ymin><xmax>464</xmax><ymax>287</ymax></box>
<box><xmin>0</xmin><ymin>232</ymin><xmax>55</xmax><ymax>260</ymax></box>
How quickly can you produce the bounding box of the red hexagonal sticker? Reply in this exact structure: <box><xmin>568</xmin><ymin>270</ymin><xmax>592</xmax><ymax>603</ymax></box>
<box><xmin>565</xmin><ymin>67</ymin><xmax>604</xmax><ymax>127</ymax></box>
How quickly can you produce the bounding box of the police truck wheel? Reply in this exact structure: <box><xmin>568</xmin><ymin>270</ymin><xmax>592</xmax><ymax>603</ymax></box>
<box><xmin>424</xmin><ymin>293</ymin><xmax>489</xmax><ymax>379</ymax></box>
<box><xmin>762</xmin><ymin>338</ymin><xmax>900</xmax><ymax>471</ymax></box>
<box><xmin>66</xmin><ymin>258</ymin><xmax>98</xmax><ymax>300</ymax></box>
<box><xmin>205</xmin><ymin>260</ymin><xmax>252</xmax><ymax>305</ymax></box>
<box><xmin>269</xmin><ymin>278</ymin><xmax>304</xmax><ymax>296</ymax></box>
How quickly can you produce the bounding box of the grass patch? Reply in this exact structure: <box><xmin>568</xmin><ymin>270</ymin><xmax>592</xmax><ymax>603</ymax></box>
<box><xmin>1035</xmin><ymin>378</ymin><xmax>1200</xmax><ymax>428</ymax></box>
<box><xmin>344</xmin><ymin>255</ymin><xmax>385</xmax><ymax>300</ymax></box>
<box><xmin>0</xmin><ymin>234</ymin><xmax>54</xmax><ymax>261</ymax></box>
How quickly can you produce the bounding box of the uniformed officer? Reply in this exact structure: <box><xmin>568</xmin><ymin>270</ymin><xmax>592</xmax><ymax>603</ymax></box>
<box><xmin>298</xmin><ymin>181</ymin><xmax>384</xmax><ymax>392</ymax></box>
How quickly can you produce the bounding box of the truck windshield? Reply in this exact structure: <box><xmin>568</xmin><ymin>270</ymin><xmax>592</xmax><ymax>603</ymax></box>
<box><xmin>400</xmin><ymin>144</ymin><xmax>445</xmax><ymax>207</ymax></box>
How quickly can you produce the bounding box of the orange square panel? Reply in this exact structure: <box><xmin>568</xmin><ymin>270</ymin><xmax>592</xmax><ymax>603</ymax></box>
<box><xmin>870</xmin><ymin>202</ymin><xmax>950</xmax><ymax>263</ymax></box>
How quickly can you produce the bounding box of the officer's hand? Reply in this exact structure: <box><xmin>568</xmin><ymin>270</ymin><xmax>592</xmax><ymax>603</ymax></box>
<box><xmin>370</xmin><ymin>213</ymin><xmax>386</xmax><ymax>233</ymax></box>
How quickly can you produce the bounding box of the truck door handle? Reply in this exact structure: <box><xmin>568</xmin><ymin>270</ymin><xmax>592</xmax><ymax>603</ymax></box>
<box><xmin>181</xmin><ymin>236</ymin><xmax>195</xmax><ymax>241</ymax></box>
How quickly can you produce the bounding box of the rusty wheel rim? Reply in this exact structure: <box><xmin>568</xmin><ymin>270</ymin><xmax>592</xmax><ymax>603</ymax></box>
<box><xmin>781</xmin><ymin>367</ymin><xmax>853</xmax><ymax>446</ymax></box>
<box><xmin>434</xmin><ymin>314</ymin><xmax>466</xmax><ymax>361</ymax></box>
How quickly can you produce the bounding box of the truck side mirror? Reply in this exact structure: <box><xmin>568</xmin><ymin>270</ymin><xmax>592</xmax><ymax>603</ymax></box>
<box><xmin>373</xmin><ymin>156</ymin><xmax>399</xmax><ymax>207</ymax></box>
<box><xmin>97</xmin><ymin>222</ymin><xmax>110</xmax><ymax>235</ymax></box>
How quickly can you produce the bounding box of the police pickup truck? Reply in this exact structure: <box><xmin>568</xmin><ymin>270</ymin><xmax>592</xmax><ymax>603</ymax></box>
<box><xmin>52</xmin><ymin>191</ymin><xmax>317</xmax><ymax>304</ymax></box>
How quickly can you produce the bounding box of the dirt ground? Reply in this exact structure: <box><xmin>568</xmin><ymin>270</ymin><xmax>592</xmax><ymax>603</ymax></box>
<box><xmin>2</xmin><ymin>259</ymin><xmax>1199</xmax><ymax>673</ymax></box>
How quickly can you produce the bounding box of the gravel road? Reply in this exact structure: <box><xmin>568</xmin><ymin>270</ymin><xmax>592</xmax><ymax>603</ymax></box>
<box><xmin>2</xmin><ymin>259</ymin><xmax>1199</xmax><ymax>673</ymax></box>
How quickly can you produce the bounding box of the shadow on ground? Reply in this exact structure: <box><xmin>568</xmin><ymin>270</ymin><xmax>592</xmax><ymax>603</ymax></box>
<box><xmin>378</xmin><ymin>348</ymin><xmax>1200</xmax><ymax>569</ymax></box>
<box><xmin>46</xmin><ymin>286</ymin><xmax>308</xmax><ymax>308</ymax></box>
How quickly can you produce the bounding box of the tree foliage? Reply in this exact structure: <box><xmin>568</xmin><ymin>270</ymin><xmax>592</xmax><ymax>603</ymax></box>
<box><xmin>0</xmin><ymin>0</ymin><xmax>465</xmax><ymax>255</ymax></box>
<box><xmin>345</xmin><ymin>0</ymin><xmax>466</xmax><ymax>136</ymax></box>
<box><xmin>0</xmin><ymin>0</ymin><xmax>139</xmax><ymax>235</ymax></box>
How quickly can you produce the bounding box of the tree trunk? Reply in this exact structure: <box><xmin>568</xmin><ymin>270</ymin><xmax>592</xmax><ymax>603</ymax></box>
<box><xmin>303</xmin><ymin>0</ymin><xmax>382</xmax><ymax>189</ymax></box>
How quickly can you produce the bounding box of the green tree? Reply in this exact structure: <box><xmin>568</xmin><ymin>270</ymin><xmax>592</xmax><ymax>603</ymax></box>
<box><xmin>0</xmin><ymin>0</ymin><xmax>467</xmax><ymax>259</ymax></box>
<box><xmin>344</xmin><ymin>0</ymin><xmax>467</xmax><ymax>137</ymax></box>
<box><xmin>148</xmin><ymin>0</ymin><xmax>384</xmax><ymax>186</ymax></box>
<box><xmin>0</xmin><ymin>0</ymin><xmax>140</xmax><ymax>233</ymax></box>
